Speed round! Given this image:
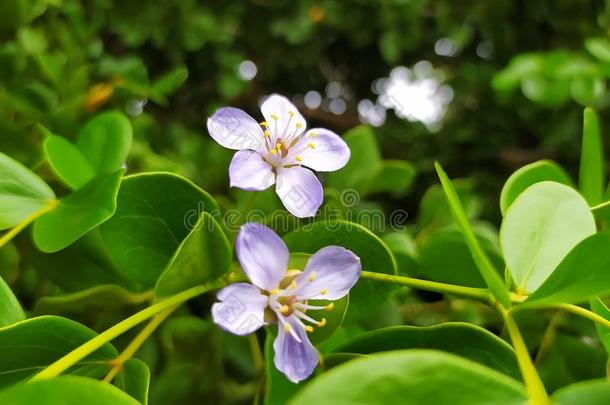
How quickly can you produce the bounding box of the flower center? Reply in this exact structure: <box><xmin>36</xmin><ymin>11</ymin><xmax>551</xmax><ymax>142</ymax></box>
<box><xmin>259</xmin><ymin>112</ymin><xmax>317</xmax><ymax>169</ymax></box>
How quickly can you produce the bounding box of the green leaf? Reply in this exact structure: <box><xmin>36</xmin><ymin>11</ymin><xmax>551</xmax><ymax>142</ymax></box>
<box><xmin>332</xmin><ymin>323</ymin><xmax>520</xmax><ymax>378</ymax></box>
<box><xmin>43</xmin><ymin>134</ymin><xmax>95</xmax><ymax>190</ymax></box>
<box><xmin>579</xmin><ymin>108</ymin><xmax>605</xmax><ymax>205</ymax></box>
<box><xmin>434</xmin><ymin>162</ymin><xmax>510</xmax><ymax>307</ymax></box>
<box><xmin>155</xmin><ymin>212</ymin><xmax>231</xmax><ymax>298</ymax></box>
<box><xmin>283</xmin><ymin>220</ymin><xmax>397</xmax><ymax>321</ymax></box>
<box><xmin>76</xmin><ymin>111</ymin><xmax>133</xmax><ymax>174</ymax></box>
<box><xmin>522</xmin><ymin>231</ymin><xmax>610</xmax><ymax>307</ymax></box>
<box><xmin>114</xmin><ymin>358</ymin><xmax>150</xmax><ymax>405</ymax></box>
<box><xmin>585</xmin><ymin>37</ymin><xmax>610</xmax><ymax>62</ymax></box>
<box><xmin>0</xmin><ymin>376</ymin><xmax>139</xmax><ymax>405</ymax></box>
<box><xmin>0</xmin><ymin>316</ymin><xmax>118</xmax><ymax>388</ymax></box>
<box><xmin>100</xmin><ymin>172</ymin><xmax>219</xmax><ymax>290</ymax></box>
<box><xmin>500</xmin><ymin>181</ymin><xmax>596</xmax><ymax>293</ymax></box>
<box><xmin>363</xmin><ymin>160</ymin><xmax>416</xmax><ymax>196</ymax></box>
<box><xmin>0</xmin><ymin>151</ymin><xmax>55</xmax><ymax>230</ymax></box>
<box><xmin>589</xmin><ymin>297</ymin><xmax>610</xmax><ymax>353</ymax></box>
<box><xmin>33</xmin><ymin>170</ymin><xmax>124</xmax><ymax>252</ymax></box>
<box><xmin>152</xmin><ymin>66</ymin><xmax>189</xmax><ymax>97</ymax></box>
<box><xmin>552</xmin><ymin>380</ymin><xmax>610</xmax><ymax>405</ymax></box>
<box><xmin>418</xmin><ymin>178</ymin><xmax>481</xmax><ymax>230</ymax></box>
<box><xmin>326</xmin><ymin>126</ymin><xmax>382</xmax><ymax>192</ymax></box>
<box><xmin>381</xmin><ymin>232</ymin><xmax>418</xmax><ymax>276</ymax></box>
<box><xmin>0</xmin><ymin>275</ymin><xmax>24</xmax><ymax>327</ymax></box>
<box><xmin>32</xmin><ymin>284</ymin><xmax>151</xmax><ymax>316</ymax></box>
<box><xmin>289</xmin><ymin>350</ymin><xmax>527</xmax><ymax>405</ymax></box>
<box><xmin>500</xmin><ymin>160</ymin><xmax>572</xmax><ymax>215</ymax></box>
<box><xmin>264</xmin><ymin>333</ymin><xmax>300</xmax><ymax>405</ymax></box>
<box><xmin>419</xmin><ymin>224</ymin><xmax>504</xmax><ymax>288</ymax></box>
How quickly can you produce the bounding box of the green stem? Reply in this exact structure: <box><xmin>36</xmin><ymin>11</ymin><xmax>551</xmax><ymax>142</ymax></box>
<box><xmin>590</xmin><ymin>200</ymin><xmax>610</xmax><ymax>211</ymax></box>
<box><xmin>31</xmin><ymin>279</ymin><xmax>224</xmax><ymax>381</ymax></box>
<box><xmin>500</xmin><ymin>307</ymin><xmax>550</xmax><ymax>405</ymax></box>
<box><xmin>552</xmin><ymin>303</ymin><xmax>610</xmax><ymax>329</ymax></box>
<box><xmin>360</xmin><ymin>271</ymin><xmax>492</xmax><ymax>302</ymax></box>
<box><xmin>0</xmin><ymin>200</ymin><xmax>57</xmax><ymax>248</ymax></box>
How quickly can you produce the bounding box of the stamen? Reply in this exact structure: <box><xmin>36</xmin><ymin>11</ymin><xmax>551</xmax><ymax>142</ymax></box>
<box><xmin>260</xmin><ymin>121</ymin><xmax>268</xmax><ymax>127</ymax></box>
<box><xmin>305</xmin><ymin>325</ymin><xmax>314</xmax><ymax>333</ymax></box>
<box><xmin>295</xmin><ymin>156</ymin><xmax>302</xmax><ymax>163</ymax></box>
<box><xmin>271</xmin><ymin>114</ymin><xmax>279</xmax><ymax>120</ymax></box>
<box><xmin>271</xmin><ymin>148</ymin><xmax>277</xmax><ymax>155</ymax></box>
<box><xmin>308</xmin><ymin>142</ymin><xmax>315</xmax><ymax>149</ymax></box>
<box><xmin>270</xmin><ymin>288</ymin><xmax>280</xmax><ymax>295</ymax></box>
<box><xmin>280</xmin><ymin>305</ymin><xmax>291</xmax><ymax>315</ymax></box>
<box><xmin>284</xmin><ymin>323</ymin><xmax>291</xmax><ymax>332</ymax></box>
<box><xmin>289</xmin><ymin>280</ymin><xmax>298</xmax><ymax>290</ymax></box>
<box><xmin>320</xmin><ymin>288</ymin><xmax>328</xmax><ymax>295</ymax></box>
<box><xmin>288</xmin><ymin>111</ymin><xmax>295</xmax><ymax>117</ymax></box>
<box><xmin>308</xmin><ymin>271</ymin><xmax>316</xmax><ymax>282</ymax></box>
<box><xmin>326</xmin><ymin>302</ymin><xmax>334</xmax><ymax>310</ymax></box>
<box><xmin>264</xmin><ymin>130</ymin><xmax>270</xmax><ymax>137</ymax></box>
<box><xmin>295</xmin><ymin>122</ymin><xmax>302</xmax><ymax>129</ymax></box>
<box><xmin>310</xmin><ymin>132</ymin><xmax>317</xmax><ymax>138</ymax></box>
<box><xmin>317</xmin><ymin>318</ymin><xmax>327</xmax><ymax>327</ymax></box>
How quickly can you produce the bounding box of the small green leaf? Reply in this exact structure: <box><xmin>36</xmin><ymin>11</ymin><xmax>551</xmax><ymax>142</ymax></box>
<box><xmin>43</xmin><ymin>134</ymin><xmax>95</xmax><ymax>190</ymax></box>
<box><xmin>418</xmin><ymin>178</ymin><xmax>481</xmax><ymax>230</ymax></box>
<box><xmin>434</xmin><ymin>162</ymin><xmax>510</xmax><ymax>307</ymax></box>
<box><xmin>590</xmin><ymin>297</ymin><xmax>610</xmax><ymax>354</ymax></box>
<box><xmin>0</xmin><ymin>151</ymin><xmax>55</xmax><ymax>230</ymax></box>
<box><xmin>500</xmin><ymin>160</ymin><xmax>572</xmax><ymax>215</ymax></box>
<box><xmin>0</xmin><ymin>316</ymin><xmax>118</xmax><ymax>388</ymax></box>
<box><xmin>0</xmin><ymin>275</ymin><xmax>24</xmax><ymax>327</ymax></box>
<box><xmin>332</xmin><ymin>323</ymin><xmax>520</xmax><ymax>378</ymax></box>
<box><xmin>114</xmin><ymin>358</ymin><xmax>150</xmax><ymax>405</ymax></box>
<box><xmin>283</xmin><ymin>220</ymin><xmax>397</xmax><ymax>321</ymax></box>
<box><xmin>155</xmin><ymin>212</ymin><xmax>231</xmax><ymax>298</ymax></box>
<box><xmin>522</xmin><ymin>232</ymin><xmax>610</xmax><ymax>307</ymax></box>
<box><xmin>289</xmin><ymin>350</ymin><xmax>527</xmax><ymax>405</ymax></box>
<box><xmin>579</xmin><ymin>108</ymin><xmax>605</xmax><ymax>205</ymax></box>
<box><xmin>76</xmin><ymin>111</ymin><xmax>133</xmax><ymax>174</ymax></box>
<box><xmin>363</xmin><ymin>160</ymin><xmax>416</xmax><ymax>196</ymax></box>
<box><xmin>500</xmin><ymin>181</ymin><xmax>596</xmax><ymax>293</ymax></box>
<box><xmin>585</xmin><ymin>37</ymin><xmax>610</xmax><ymax>62</ymax></box>
<box><xmin>33</xmin><ymin>170</ymin><xmax>124</xmax><ymax>252</ymax></box>
<box><xmin>381</xmin><ymin>232</ymin><xmax>418</xmax><ymax>276</ymax></box>
<box><xmin>552</xmin><ymin>380</ymin><xmax>610</xmax><ymax>405</ymax></box>
<box><xmin>100</xmin><ymin>172</ymin><xmax>219</xmax><ymax>290</ymax></box>
<box><xmin>0</xmin><ymin>376</ymin><xmax>139</xmax><ymax>405</ymax></box>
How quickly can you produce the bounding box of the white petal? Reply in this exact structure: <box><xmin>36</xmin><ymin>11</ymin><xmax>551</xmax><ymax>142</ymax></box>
<box><xmin>229</xmin><ymin>150</ymin><xmax>275</xmax><ymax>191</ymax></box>
<box><xmin>273</xmin><ymin>316</ymin><xmax>319</xmax><ymax>383</ymax></box>
<box><xmin>207</xmin><ymin>107</ymin><xmax>266</xmax><ymax>153</ymax></box>
<box><xmin>287</xmin><ymin>128</ymin><xmax>350</xmax><ymax>172</ymax></box>
<box><xmin>260</xmin><ymin>94</ymin><xmax>306</xmax><ymax>143</ymax></box>
<box><xmin>275</xmin><ymin>167</ymin><xmax>323</xmax><ymax>218</ymax></box>
<box><xmin>211</xmin><ymin>283</ymin><xmax>267</xmax><ymax>335</ymax></box>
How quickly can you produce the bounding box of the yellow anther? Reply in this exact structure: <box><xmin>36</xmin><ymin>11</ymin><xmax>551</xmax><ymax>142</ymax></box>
<box><xmin>305</xmin><ymin>325</ymin><xmax>314</xmax><ymax>333</ymax></box>
<box><xmin>326</xmin><ymin>302</ymin><xmax>334</xmax><ymax>311</ymax></box>
<box><xmin>271</xmin><ymin>148</ymin><xmax>277</xmax><ymax>155</ymax></box>
<box><xmin>310</xmin><ymin>132</ymin><xmax>317</xmax><ymax>138</ymax></box>
<box><xmin>308</xmin><ymin>142</ymin><xmax>315</xmax><ymax>149</ymax></box>
<box><xmin>295</xmin><ymin>156</ymin><xmax>302</xmax><ymax>162</ymax></box>
<box><xmin>280</xmin><ymin>305</ymin><xmax>291</xmax><ymax>315</ymax></box>
<box><xmin>264</xmin><ymin>130</ymin><xmax>270</xmax><ymax>137</ymax></box>
<box><xmin>320</xmin><ymin>288</ymin><xmax>328</xmax><ymax>295</ymax></box>
<box><xmin>260</xmin><ymin>121</ymin><xmax>268</xmax><ymax>127</ymax></box>
<box><xmin>296</xmin><ymin>122</ymin><xmax>303</xmax><ymax>128</ymax></box>
<box><xmin>271</xmin><ymin>114</ymin><xmax>279</xmax><ymax>120</ymax></box>
<box><xmin>270</xmin><ymin>288</ymin><xmax>280</xmax><ymax>295</ymax></box>
<box><xmin>289</xmin><ymin>280</ymin><xmax>298</xmax><ymax>290</ymax></box>
<box><xmin>308</xmin><ymin>271</ymin><xmax>316</xmax><ymax>282</ymax></box>
<box><xmin>288</xmin><ymin>111</ymin><xmax>295</xmax><ymax>117</ymax></box>
<box><xmin>317</xmin><ymin>318</ymin><xmax>327</xmax><ymax>327</ymax></box>
<box><xmin>284</xmin><ymin>323</ymin><xmax>291</xmax><ymax>332</ymax></box>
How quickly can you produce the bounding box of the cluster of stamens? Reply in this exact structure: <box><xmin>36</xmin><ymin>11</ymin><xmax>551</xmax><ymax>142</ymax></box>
<box><xmin>260</xmin><ymin>111</ymin><xmax>317</xmax><ymax>169</ymax></box>
<box><xmin>267</xmin><ymin>270</ymin><xmax>334</xmax><ymax>341</ymax></box>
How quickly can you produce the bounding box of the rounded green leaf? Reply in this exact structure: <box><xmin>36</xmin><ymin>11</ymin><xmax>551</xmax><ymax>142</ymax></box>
<box><xmin>381</xmin><ymin>232</ymin><xmax>418</xmax><ymax>276</ymax></box>
<box><xmin>500</xmin><ymin>181</ymin><xmax>596</xmax><ymax>293</ymax></box>
<box><xmin>114</xmin><ymin>359</ymin><xmax>150</xmax><ymax>405</ymax></box>
<box><xmin>289</xmin><ymin>350</ymin><xmax>527</xmax><ymax>405</ymax></box>
<box><xmin>283</xmin><ymin>220</ymin><xmax>397</xmax><ymax>321</ymax></box>
<box><xmin>500</xmin><ymin>160</ymin><xmax>572</xmax><ymax>215</ymax></box>
<box><xmin>363</xmin><ymin>160</ymin><xmax>416</xmax><ymax>196</ymax></box>
<box><xmin>76</xmin><ymin>111</ymin><xmax>133</xmax><ymax>174</ymax></box>
<box><xmin>0</xmin><ymin>275</ymin><xmax>24</xmax><ymax>327</ymax></box>
<box><xmin>552</xmin><ymin>380</ymin><xmax>610</xmax><ymax>405</ymax></box>
<box><xmin>43</xmin><ymin>134</ymin><xmax>95</xmax><ymax>190</ymax></box>
<box><xmin>0</xmin><ymin>151</ymin><xmax>55</xmax><ymax>230</ymax></box>
<box><xmin>100</xmin><ymin>172</ymin><xmax>219</xmax><ymax>290</ymax></box>
<box><xmin>155</xmin><ymin>212</ymin><xmax>231</xmax><ymax>297</ymax></box>
<box><xmin>522</xmin><ymin>232</ymin><xmax>610</xmax><ymax>307</ymax></box>
<box><xmin>0</xmin><ymin>376</ymin><xmax>139</xmax><ymax>405</ymax></box>
<box><xmin>332</xmin><ymin>323</ymin><xmax>520</xmax><ymax>378</ymax></box>
<box><xmin>33</xmin><ymin>170</ymin><xmax>124</xmax><ymax>252</ymax></box>
<box><xmin>0</xmin><ymin>316</ymin><xmax>118</xmax><ymax>388</ymax></box>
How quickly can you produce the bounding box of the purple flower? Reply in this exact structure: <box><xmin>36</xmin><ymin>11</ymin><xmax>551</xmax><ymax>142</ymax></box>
<box><xmin>207</xmin><ymin>94</ymin><xmax>350</xmax><ymax>218</ymax></box>
<box><xmin>211</xmin><ymin>222</ymin><xmax>361</xmax><ymax>383</ymax></box>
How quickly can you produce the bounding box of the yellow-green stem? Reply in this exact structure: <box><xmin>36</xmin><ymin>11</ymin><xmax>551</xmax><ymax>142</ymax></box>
<box><xmin>360</xmin><ymin>271</ymin><xmax>492</xmax><ymax>302</ymax></box>
<box><xmin>248</xmin><ymin>333</ymin><xmax>264</xmax><ymax>373</ymax></box>
<box><xmin>32</xmin><ymin>279</ymin><xmax>224</xmax><ymax>381</ymax></box>
<box><xmin>0</xmin><ymin>200</ymin><xmax>57</xmax><ymax>248</ymax></box>
<box><xmin>553</xmin><ymin>303</ymin><xmax>610</xmax><ymax>329</ymax></box>
<box><xmin>103</xmin><ymin>304</ymin><xmax>179</xmax><ymax>383</ymax></box>
<box><xmin>500</xmin><ymin>307</ymin><xmax>550</xmax><ymax>405</ymax></box>
<box><xmin>591</xmin><ymin>199</ymin><xmax>610</xmax><ymax>211</ymax></box>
